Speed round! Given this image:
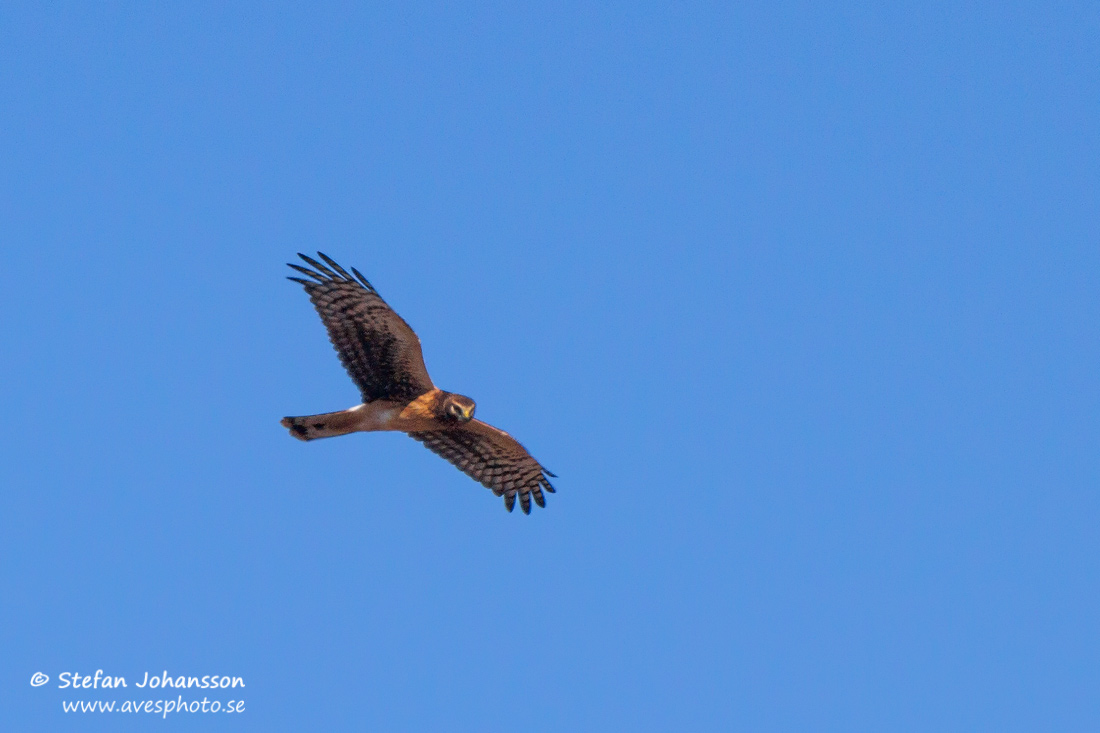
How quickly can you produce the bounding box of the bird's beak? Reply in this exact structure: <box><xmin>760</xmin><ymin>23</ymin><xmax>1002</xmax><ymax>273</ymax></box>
<box><xmin>462</xmin><ymin>406</ymin><xmax>474</xmax><ymax>421</ymax></box>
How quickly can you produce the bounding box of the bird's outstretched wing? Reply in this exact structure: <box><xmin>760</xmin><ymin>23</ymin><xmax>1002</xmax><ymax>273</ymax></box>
<box><xmin>409</xmin><ymin>419</ymin><xmax>556</xmax><ymax>514</ymax></box>
<box><xmin>288</xmin><ymin>252</ymin><xmax>434</xmax><ymax>403</ymax></box>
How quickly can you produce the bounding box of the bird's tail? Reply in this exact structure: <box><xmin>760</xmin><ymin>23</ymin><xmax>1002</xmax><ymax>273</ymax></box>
<box><xmin>281</xmin><ymin>408</ymin><xmax>364</xmax><ymax>441</ymax></box>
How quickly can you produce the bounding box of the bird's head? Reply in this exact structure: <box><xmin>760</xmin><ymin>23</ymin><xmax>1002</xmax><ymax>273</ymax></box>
<box><xmin>442</xmin><ymin>393</ymin><xmax>476</xmax><ymax>423</ymax></box>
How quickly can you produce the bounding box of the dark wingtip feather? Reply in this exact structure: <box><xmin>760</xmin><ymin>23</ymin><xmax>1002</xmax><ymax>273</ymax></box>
<box><xmin>298</xmin><ymin>253</ymin><xmax>337</xmax><ymax>278</ymax></box>
<box><xmin>544</xmin><ymin>468</ymin><xmax>557</xmax><ymax>478</ymax></box>
<box><xmin>533</xmin><ymin>491</ymin><xmax>546</xmax><ymax>508</ymax></box>
<box><xmin>317</xmin><ymin>252</ymin><xmax>353</xmax><ymax>280</ymax></box>
<box><xmin>288</xmin><ymin>263</ymin><xmax>328</xmax><ymax>282</ymax></box>
<box><xmin>504</xmin><ymin>493</ymin><xmax>516</xmax><ymax>512</ymax></box>
<box><xmin>350</xmin><ymin>266</ymin><xmax>375</xmax><ymax>291</ymax></box>
<box><xmin>287</xmin><ymin>276</ymin><xmax>312</xmax><ymax>285</ymax></box>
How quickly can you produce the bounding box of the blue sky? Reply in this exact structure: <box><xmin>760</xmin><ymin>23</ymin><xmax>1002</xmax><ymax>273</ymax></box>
<box><xmin>2</xmin><ymin>2</ymin><xmax>1098</xmax><ymax>730</ymax></box>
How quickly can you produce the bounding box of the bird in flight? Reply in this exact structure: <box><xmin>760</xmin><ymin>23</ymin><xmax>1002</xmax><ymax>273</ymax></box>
<box><xmin>281</xmin><ymin>252</ymin><xmax>556</xmax><ymax>513</ymax></box>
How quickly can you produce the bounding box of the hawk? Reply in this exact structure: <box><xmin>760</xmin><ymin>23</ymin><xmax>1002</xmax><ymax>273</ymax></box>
<box><xmin>281</xmin><ymin>252</ymin><xmax>556</xmax><ymax>514</ymax></box>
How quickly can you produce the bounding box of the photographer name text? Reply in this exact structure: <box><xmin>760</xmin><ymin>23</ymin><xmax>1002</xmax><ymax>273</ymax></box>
<box><xmin>56</xmin><ymin>670</ymin><xmax>244</xmax><ymax>690</ymax></box>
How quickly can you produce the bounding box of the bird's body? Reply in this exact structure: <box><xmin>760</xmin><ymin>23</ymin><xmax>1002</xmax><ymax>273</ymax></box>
<box><xmin>283</xmin><ymin>390</ymin><xmax>463</xmax><ymax>438</ymax></box>
<box><xmin>280</xmin><ymin>253</ymin><xmax>555</xmax><ymax>513</ymax></box>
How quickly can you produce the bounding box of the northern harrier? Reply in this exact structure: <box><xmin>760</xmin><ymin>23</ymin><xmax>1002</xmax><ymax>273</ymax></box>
<box><xmin>281</xmin><ymin>252</ymin><xmax>556</xmax><ymax>513</ymax></box>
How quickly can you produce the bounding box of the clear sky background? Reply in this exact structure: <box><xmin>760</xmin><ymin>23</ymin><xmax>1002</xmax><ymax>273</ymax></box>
<box><xmin>2</xmin><ymin>2</ymin><xmax>1098</xmax><ymax>731</ymax></box>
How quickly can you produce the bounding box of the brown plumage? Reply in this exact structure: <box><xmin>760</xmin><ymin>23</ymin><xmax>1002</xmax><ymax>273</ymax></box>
<box><xmin>281</xmin><ymin>252</ymin><xmax>556</xmax><ymax>514</ymax></box>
